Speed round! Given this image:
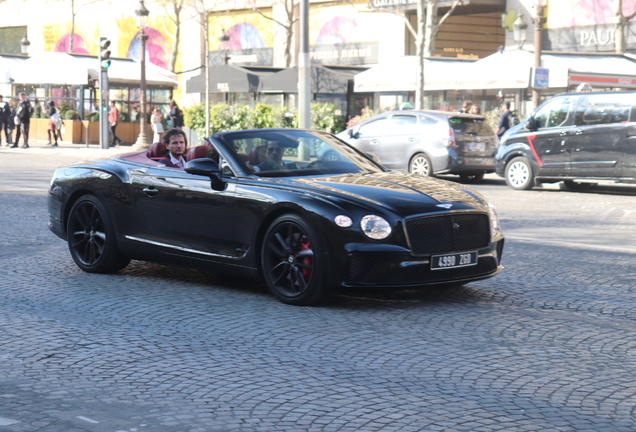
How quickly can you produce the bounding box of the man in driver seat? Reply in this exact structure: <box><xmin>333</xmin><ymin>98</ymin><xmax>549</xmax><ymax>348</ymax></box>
<box><xmin>255</xmin><ymin>140</ymin><xmax>286</xmax><ymax>171</ymax></box>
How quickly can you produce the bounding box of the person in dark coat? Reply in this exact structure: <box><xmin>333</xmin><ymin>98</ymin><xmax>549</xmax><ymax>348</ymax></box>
<box><xmin>13</xmin><ymin>92</ymin><xmax>33</xmax><ymax>148</ymax></box>
<box><xmin>0</xmin><ymin>95</ymin><xmax>10</xmax><ymax>146</ymax></box>
<box><xmin>168</xmin><ymin>100</ymin><xmax>184</xmax><ymax>130</ymax></box>
<box><xmin>496</xmin><ymin>101</ymin><xmax>512</xmax><ymax>139</ymax></box>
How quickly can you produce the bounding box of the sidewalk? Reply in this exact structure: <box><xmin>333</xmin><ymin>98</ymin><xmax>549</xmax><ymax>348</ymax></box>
<box><xmin>0</xmin><ymin>138</ymin><xmax>138</xmax><ymax>156</ymax></box>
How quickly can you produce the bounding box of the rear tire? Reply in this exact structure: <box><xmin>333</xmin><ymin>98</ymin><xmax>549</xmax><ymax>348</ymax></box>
<box><xmin>261</xmin><ymin>214</ymin><xmax>328</xmax><ymax>305</ymax></box>
<box><xmin>67</xmin><ymin>195</ymin><xmax>130</xmax><ymax>273</ymax></box>
<box><xmin>409</xmin><ymin>153</ymin><xmax>433</xmax><ymax>176</ymax></box>
<box><xmin>505</xmin><ymin>156</ymin><xmax>534</xmax><ymax>190</ymax></box>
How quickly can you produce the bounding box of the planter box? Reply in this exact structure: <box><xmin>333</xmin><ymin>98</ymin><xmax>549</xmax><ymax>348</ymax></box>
<box><xmin>28</xmin><ymin>118</ymin><xmax>152</xmax><ymax>146</ymax></box>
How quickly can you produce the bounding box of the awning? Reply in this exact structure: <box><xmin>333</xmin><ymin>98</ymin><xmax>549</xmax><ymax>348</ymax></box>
<box><xmin>353</xmin><ymin>56</ymin><xmax>476</xmax><ymax>92</ymax></box>
<box><xmin>11</xmin><ymin>52</ymin><xmax>89</xmax><ymax>85</ymax></box>
<box><xmin>355</xmin><ymin>51</ymin><xmax>636</xmax><ymax>92</ymax></box>
<box><xmin>9</xmin><ymin>51</ymin><xmax>177</xmax><ymax>88</ymax></box>
<box><xmin>262</xmin><ymin>65</ymin><xmax>362</xmax><ymax>93</ymax></box>
<box><xmin>186</xmin><ymin>65</ymin><xmax>282</xmax><ymax>93</ymax></box>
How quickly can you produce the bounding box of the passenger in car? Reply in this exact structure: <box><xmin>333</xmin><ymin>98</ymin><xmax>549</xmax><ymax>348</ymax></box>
<box><xmin>162</xmin><ymin>128</ymin><xmax>188</xmax><ymax>169</ymax></box>
<box><xmin>254</xmin><ymin>141</ymin><xmax>287</xmax><ymax>172</ymax></box>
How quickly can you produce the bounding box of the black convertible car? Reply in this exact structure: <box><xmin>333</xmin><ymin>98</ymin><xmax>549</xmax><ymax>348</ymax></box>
<box><xmin>48</xmin><ymin>129</ymin><xmax>504</xmax><ymax>305</ymax></box>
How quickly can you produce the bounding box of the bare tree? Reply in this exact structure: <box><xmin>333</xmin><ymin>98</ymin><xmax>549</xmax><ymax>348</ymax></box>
<box><xmin>615</xmin><ymin>0</ymin><xmax>636</xmax><ymax>53</ymax></box>
<box><xmin>152</xmin><ymin>0</ymin><xmax>187</xmax><ymax>72</ymax></box>
<box><xmin>48</xmin><ymin>0</ymin><xmax>104</xmax><ymax>53</ymax></box>
<box><xmin>250</xmin><ymin>0</ymin><xmax>297</xmax><ymax>67</ymax></box>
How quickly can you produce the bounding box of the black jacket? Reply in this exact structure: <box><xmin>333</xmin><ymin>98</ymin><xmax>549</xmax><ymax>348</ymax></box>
<box><xmin>0</xmin><ymin>100</ymin><xmax>9</xmax><ymax>119</ymax></box>
<box><xmin>16</xmin><ymin>99</ymin><xmax>33</xmax><ymax>121</ymax></box>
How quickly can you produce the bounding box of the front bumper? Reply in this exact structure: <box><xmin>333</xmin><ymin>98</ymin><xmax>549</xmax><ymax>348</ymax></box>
<box><xmin>332</xmin><ymin>239</ymin><xmax>504</xmax><ymax>288</ymax></box>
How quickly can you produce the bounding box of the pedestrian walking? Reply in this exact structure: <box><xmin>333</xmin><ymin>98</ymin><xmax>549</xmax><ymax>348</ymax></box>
<box><xmin>108</xmin><ymin>101</ymin><xmax>122</xmax><ymax>147</ymax></box>
<box><xmin>169</xmin><ymin>100</ymin><xmax>184</xmax><ymax>130</ymax></box>
<box><xmin>0</xmin><ymin>95</ymin><xmax>10</xmax><ymax>146</ymax></box>
<box><xmin>495</xmin><ymin>101</ymin><xmax>512</xmax><ymax>139</ymax></box>
<box><xmin>47</xmin><ymin>101</ymin><xmax>62</xmax><ymax>146</ymax></box>
<box><xmin>151</xmin><ymin>108</ymin><xmax>164</xmax><ymax>143</ymax></box>
<box><xmin>5</xmin><ymin>100</ymin><xmax>15</xmax><ymax>146</ymax></box>
<box><xmin>13</xmin><ymin>92</ymin><xmax>33</xmax><ymax>148</ymax></box>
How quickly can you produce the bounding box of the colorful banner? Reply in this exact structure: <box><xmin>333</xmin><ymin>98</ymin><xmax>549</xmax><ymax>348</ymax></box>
<box><xmin>207</xmin><ymin>9</ymin><xmax>274</xmax><ymax>51</ymax></box>
<box><xmin>547</xmin><ymin>0</ymin><xmax>636</xmax><ymax>29</ymax></box>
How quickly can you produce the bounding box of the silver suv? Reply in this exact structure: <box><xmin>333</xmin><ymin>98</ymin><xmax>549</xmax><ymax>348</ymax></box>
<box><xmin>336</xmin><ymin>110</ymin><xmax>499</xmax><ymax>183</ymax></box>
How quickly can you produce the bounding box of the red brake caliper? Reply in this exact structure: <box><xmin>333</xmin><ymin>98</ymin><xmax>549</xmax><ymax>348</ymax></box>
<box><xmin>300</xmin><ymin>236</ymin><xmax>312</xmax><ymax>281</ymax></box>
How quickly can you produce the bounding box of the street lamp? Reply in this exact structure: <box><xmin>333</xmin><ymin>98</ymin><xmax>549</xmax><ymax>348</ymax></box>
<box><xmin>219</xmin><ymin>29</ymin><xmax>230</xmax><ymax>64</ymax></box>
<box><xmin>133</xmin><ymin>0</ymin><xmax>150</xmax><ymax>149</ymax></box>
<box><xmin>532</xmin><ymin>0</ymin><xmax>547</xmax><ymax>109</ymax></box>
<box><xmin>513</xmin><ymin>12</ymin><xmax>528</xmax><ymax>49</ymax></box>
<box><xmin>20</xmin><ymin>34</ymin><xmax>30</xmax><ymax>55</ymax></box>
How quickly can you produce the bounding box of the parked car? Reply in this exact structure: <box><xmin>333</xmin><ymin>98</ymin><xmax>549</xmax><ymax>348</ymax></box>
<box><xmin>48</xmin><ymin>129</ymin><xmax>505</xmax><ymax>306</ymax></box>
<box><xmin>496</xmin><ymin>91</ymin><xmax>636</xmax><ymax>190</ymax></box>
<box><xmin>336</xmin><ymin>110</ymin><xmax>499</xmax><ymax>183</ymax></box>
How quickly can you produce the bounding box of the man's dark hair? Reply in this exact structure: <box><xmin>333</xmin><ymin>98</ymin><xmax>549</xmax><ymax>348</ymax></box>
<box><xmin>503</xmin><ymin>101</ymin><xmax>511</xmax><ymax>109</ymax></box>
<box><xmin>163</xmin><ymin>128</ymin><xmax>187</xmax><ymax>146</ymax></box>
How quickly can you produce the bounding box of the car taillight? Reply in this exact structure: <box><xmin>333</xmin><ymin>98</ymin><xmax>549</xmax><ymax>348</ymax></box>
<box><xmin>443</xmin><ymin>128</ymin><xmax>456</xmax><ymax>147</ymax></box>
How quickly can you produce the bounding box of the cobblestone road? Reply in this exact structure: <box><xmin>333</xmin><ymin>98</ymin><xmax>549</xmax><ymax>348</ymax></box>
<box><xmin>1</xmin><ymin>145</ymin><xmax>635</xmax><ymax>431</ymax></box>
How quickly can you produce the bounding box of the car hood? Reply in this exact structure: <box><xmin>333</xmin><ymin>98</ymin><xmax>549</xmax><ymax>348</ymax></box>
<box><xmin>290</xmin><ymin>171</ymin><xmax>488</xmax><ymax>215</ymax></box>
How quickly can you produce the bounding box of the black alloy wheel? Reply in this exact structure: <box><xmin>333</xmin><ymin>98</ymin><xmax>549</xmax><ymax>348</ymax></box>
<box><xmin>261</xmin><ymin>214</ymin><xmax>327</xmax><ymax>305</ymax></box>
<box><xmin>67</xmin><ymin>195</ymin><xmax>130</xmax><ymax>273</ymax></box>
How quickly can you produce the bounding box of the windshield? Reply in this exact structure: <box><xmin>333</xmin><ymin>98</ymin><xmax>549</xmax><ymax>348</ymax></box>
<box><xmin>217</xmin><ymin>130</ymin><xmax>385</xmax><ymax>177</ymax></box>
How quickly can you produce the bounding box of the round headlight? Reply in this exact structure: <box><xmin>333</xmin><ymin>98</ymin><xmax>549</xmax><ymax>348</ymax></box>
<box><xmin>334</xmin><ymin>215</ymin><xmax>353</xmax><ymax>228</ymax></box>
<box><xmin>361</xmin><ymin>215</ymin><xmax>392</xmax><ymax>240</ymax></box>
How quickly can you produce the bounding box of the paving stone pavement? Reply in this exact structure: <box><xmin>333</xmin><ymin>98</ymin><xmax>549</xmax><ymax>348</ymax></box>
<box><xmin>1</xmin><ymin>145</ymin><xmax>636</xmax><ymax>431</ymax></box>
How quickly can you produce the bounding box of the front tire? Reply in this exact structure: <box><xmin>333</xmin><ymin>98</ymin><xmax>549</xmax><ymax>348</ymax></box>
<box><xmin>67</xmin><ymin>195</ymin><xmax>130</xmax><ymax>273</ymax></box>
<box><xmin>261</xmin><ymin>214</ymin><xmax>327</xmax><ymax>305</ymax></box>
<box><xmin>505</xmin><ymin>156</ymin><xmax>534</xmax><ymax>190</ymax></box>
<box><xmin>409</xmin><ymin>153</ymin><xmax>433</xmax><ymax>176</ymax></box>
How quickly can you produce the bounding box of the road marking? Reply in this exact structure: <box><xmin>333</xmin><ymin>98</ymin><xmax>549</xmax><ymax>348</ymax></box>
<box><xmin>0</xmin><ymin>417</ymin><xmax>19</xmax><ymax>426</ymax></box>
<box><xmin>77</xmin><ymin>416</ymin><xmax>99</xmax><ymax>424</ymax></box>
<box><xmin>508</xmin><ymin>236</ymin><xmax>636</xmax><ymax>254</ymax></box>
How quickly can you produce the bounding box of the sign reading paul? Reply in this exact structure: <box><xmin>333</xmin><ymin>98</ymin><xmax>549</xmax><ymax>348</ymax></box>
<box><xmin>309</xmin><ymin>3</ymin><xmax>383</xmax><ymax>65</ymax></box>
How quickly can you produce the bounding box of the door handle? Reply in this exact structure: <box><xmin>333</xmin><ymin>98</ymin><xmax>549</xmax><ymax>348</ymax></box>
<box><xmin>370</xmin><ymin>140</ymin><xmax>379</xmax><ymax>145</ymax></box>
<box><xmin>407</xmin><ymin>137</ymin><xmax>416</xmax><ymax>143</ymax></box>
<box><xmin>559</xmin><ymin>131</ymin><xmax>568</xmax><ymax>136</ymax></box>
<box><xmin>575</xmin><ymin>129</ymin><xmax>584</xmax><ymax>135</ymax></box>
<box><xmin>143</xmin><ymin>187</ymin><xmax>159</xmax><ymax>197</ymax></box>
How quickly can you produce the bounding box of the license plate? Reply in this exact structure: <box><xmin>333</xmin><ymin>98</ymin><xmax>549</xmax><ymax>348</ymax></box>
<box><xmin>467</xmin><ymin>142</ymin><xmax>486</xmax><ymax>151</ymax></box>
<box><xmin>431</xmin><ymin>251</ymin><xmax>478</xmax><ymax>270</ymax></box>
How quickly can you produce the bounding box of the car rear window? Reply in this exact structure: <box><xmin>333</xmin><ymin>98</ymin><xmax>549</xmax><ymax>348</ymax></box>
<box><xmin>449</xmin><ymin>117</ymin><xmax>494</xmax><ymax>135</ymax></box>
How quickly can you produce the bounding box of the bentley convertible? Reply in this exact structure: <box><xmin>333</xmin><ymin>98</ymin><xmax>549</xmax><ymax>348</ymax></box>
<box><xmin>48</xmin><ymin>129</ymin><xmax>505</xmax><ymax>305</ymax></box>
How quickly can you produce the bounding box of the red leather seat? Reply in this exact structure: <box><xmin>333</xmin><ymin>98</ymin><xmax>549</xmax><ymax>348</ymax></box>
<box><xmin>185</xmin><ymin>143</ymin><xmax>213</xmax><ymax>162</ymax></box>
<box><xmin>248</xmin><ymin>145</ymin><xmax>266</xmax><ymax>166</ymax></box>
<box><xmin>146</xmin><ymin>142</ymin><xmax>166</xmax><ymax>159</ymax></box>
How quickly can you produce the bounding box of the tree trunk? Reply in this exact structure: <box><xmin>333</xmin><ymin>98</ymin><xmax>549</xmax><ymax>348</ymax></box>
<box><xmin>424</xmin><ymin>0</ymin><xmax>438</xmax><ymax>57</ymax></box>
<box><xmin>616</xmin><ymin>0</ymin><xmax>625</xmax><ymax>53</ymax></box>
<box><xmin>415</xmin><ymin>0</ymin><xmax>426</xmax><ymax>109</ymax></box>
<box><xmin>69</xmin><ymin>0</ymin><xmax>75</xmax><ymax>53</ymax></box>
<box><xmin>168</xmin><ymin>2</ymin><xmax>182</xmax><ymax>72</ymax></box>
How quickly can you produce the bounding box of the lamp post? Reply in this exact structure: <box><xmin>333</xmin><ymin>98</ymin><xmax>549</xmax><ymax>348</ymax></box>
<box><xmin>513</xmin><ymin>12</ymin><xmax>528</xmax><ymax>49</ymax></box>
<box><xmin>20</xmin><ymin>34</ymin><xmax>30</xmax><ymax>55</ymax></box>
<box><xmin>532</xmin><ymin>0</ymin><xmax>547</xmax><ymax>109</ymax></box>
<box><xmin>133</xmin><ymin>0</ymin><xmax>150</xmax><ymax>149</ymax></box>
<box><xmin>219</xmin><ymin>29</ymin><xmax>230</xmax><ymax>64</ymax></box>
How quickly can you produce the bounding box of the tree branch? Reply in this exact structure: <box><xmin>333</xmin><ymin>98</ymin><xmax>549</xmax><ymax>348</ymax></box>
<box><xmin>437</xmin><ymin>0</ymin><xmax>463</xmax><ymax>28</ymax></box>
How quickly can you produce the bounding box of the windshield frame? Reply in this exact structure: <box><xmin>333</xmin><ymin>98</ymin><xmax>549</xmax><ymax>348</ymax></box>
<box><xmin>213</xmin><ymin>129</ymin><xmax>387</xmax><ymax>178</ymax></box>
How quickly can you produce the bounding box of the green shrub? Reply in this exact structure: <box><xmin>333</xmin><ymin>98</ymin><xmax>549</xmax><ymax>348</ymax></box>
<box><xmin>64</xmin><ymin>110</ymin><xmax>79</xmax><ymax>120</ymax></box>
<box><xmin>184</xmin><ymin>102</ymin><xmax>346</xmax><ymax>138</ymax></box>
<box><xmin>33</xmin><ymin>103</ymin><xmax>43</xmax><ymax>119</ymax></box>
<box><xmin>119</xmin><ymin>112</ymin><xmax>130</xmax><ymax>123</ymax></box>
<box><xmin>88</xmin><ymin>112</ymin><xmax>99</xmax><ymax>122</ymax></box>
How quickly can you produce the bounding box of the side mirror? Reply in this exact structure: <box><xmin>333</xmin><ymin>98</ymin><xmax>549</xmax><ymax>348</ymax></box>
<box><xmin>349</xmin><ymin>124</ymin><xmax>360</xmax><ymax>138</ymax></box>
<box><xmin>184</xmin><ymin>158</ymin><xmax>225</xmax><ymax>191</ymax></box>
<box><xmin>525</xmin><ymin>116</ymin><xmax>537</xmax><ymax>131</ymax></box>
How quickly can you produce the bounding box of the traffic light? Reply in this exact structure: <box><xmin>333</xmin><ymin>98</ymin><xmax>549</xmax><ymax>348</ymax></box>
<box><xmin>99</xmin><ymin>37</ymin><xmax>111</xmax><ymax>70</ymax></box>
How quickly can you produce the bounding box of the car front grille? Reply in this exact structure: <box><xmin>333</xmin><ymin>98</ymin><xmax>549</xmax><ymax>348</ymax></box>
<box><xmin>405</xmin><ymin>213</ymin><xmax>490</xmax><ymax>254</ymax></box>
